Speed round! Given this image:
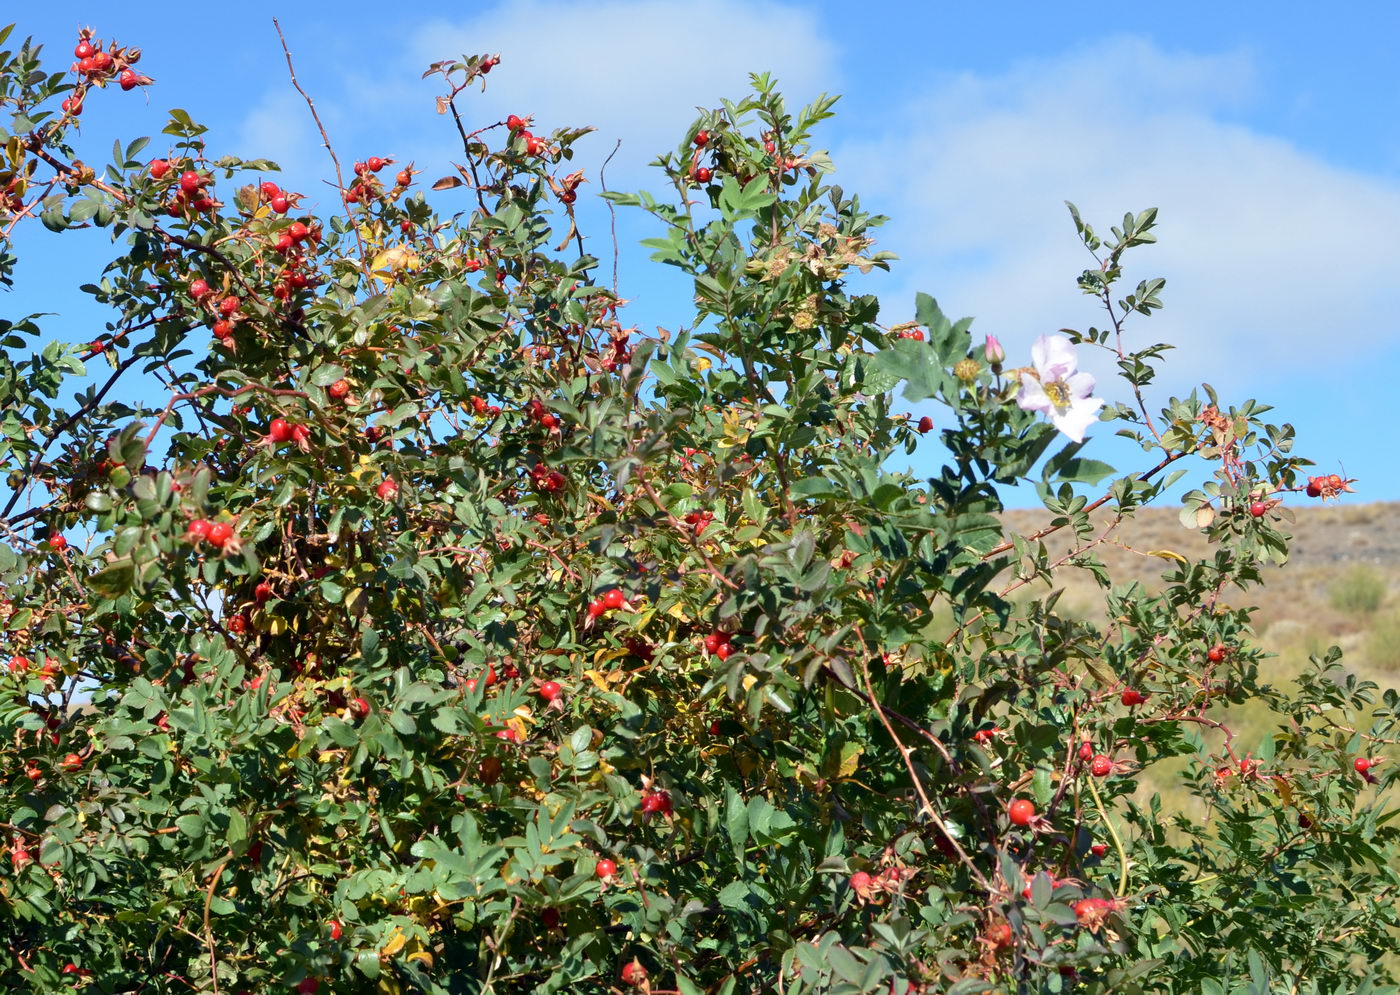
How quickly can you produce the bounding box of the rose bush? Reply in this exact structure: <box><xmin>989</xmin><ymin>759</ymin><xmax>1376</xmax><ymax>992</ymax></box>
<box><xmin>1</xmin><ymin>22</ymin><xmax>1396</xmax><ymax>994</ymax></box>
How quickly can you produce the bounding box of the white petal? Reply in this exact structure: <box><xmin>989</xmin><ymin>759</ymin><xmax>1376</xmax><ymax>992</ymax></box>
<box><xmin>1049</xmin><ymin>396</ymin><xmax>1105</xmax><ymax>443</ymax></box>
<box><xmin>1016</xmin><ymin>377</ymin><xmax>1052</xmax><ymax>414</ymax></box>
<box><xmin>1030</xmin><ymin>335</ymin><xmax>1051</xmax><ymax>373</ymax></box>
<box><xmin>1033</xmin><ymin>334</ymin><xmax>1078</xmax><ymax>380</ymax></box>
<box><xmin>1066</xmin><ymin>370</ymin><xmax>1096</xmax><ymax>399</ymax></box>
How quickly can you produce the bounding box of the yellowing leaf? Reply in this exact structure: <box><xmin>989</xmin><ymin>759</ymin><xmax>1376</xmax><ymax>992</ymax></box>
<box><xmin>372</xmin><ymin>244</ymin><xmax>421</xmax><ymax>274</ymax></box>
<box><xmin>837</xmin><ymin>743</ymin><xmax>864</xmax><ymax>779</ymax></box>
<box><xmin>1147</xmin><ymin>549</ymin><xmax>1190</xmax><ymax>565</ymax></box>
<box><xmin>381</xmin><ymin>925</ymin><xmax>407</xmax><ymax>957</ymax></box>
<box><xmin>582</xmin><ymin>669</ymin><xmax>624</xmax><ymax>692</ymax></box>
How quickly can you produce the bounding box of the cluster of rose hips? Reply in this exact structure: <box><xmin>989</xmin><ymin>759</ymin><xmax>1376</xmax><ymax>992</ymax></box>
<box><xmin>250</xmin><ymin>178</ymin><xmax>298</xmax><ymax>217</ymax></box>
<box><xmin>463</xmin><ymin>664</ymin><xmax>500</xmax><ymax>694</ymax></box>
<box><xmin>152</xmin><ymin>164</ymin><xmax>219</xmax><ymax>216</ymax></box>
<box><xmin>848</xmin><ymin>864</ymin><xmax>913</xmax><ymax>902</ymax></box>
<box><xmin>468</xmin><ymin>395</ymin><xmax>502</xmax><ymax>418</ymax></box>
<box><xmin>64</xmin><ymin>33</ymin><xmax>151</xmax><ymax>117</ymax></box>
<box><xmin>269</xmin><ymin>220</ymin><xmax>323</xmax><ymax>301</ymax></box>
<box><xmin>678</xmin><ymin>447</ymin><xmax>704</xmax><ymax>473</ymax></box>
<box><xmin>1020</xmin><ymin>874</ymin><xmax>1075</xmax><ymax>902</ymax></box>
<box><xmin>1305</xmin><ymin>473</ymin><xmax>1350</xmax><ymax>499</ymax></box>
<box><xmin>703</xmin><ymin>628</ymin><xmax>734</xmax><ymax>660</ymax></box>
<box><xmin>640</xmin><ymin>788</ymin><xmax>672</xmax><ymax>817</ymax></box>
<box><xmin>345</xmin><ymin>156</ymin><xmax>411</xmax><ymax>204</ymax></box>
<box><xmin>554</xmin><ymin>169</ymin><xmax>585</xmax><ymax>205</ymax></box>
<box><xmin>186</xmin><ymin>518</ymin><xmax>236</xmax><ymax>550</ymax></box>
<box><xmin>1209</xmin><ymin>755</ymin><xmax>1265</xmax><ymax>783</ymax></box>
<box><xmin>1077</xmin><ymin>740</ymin><xmax>1115</xmax><ymax>778</ymax></box>
<box><xmin>528</xmin><ymin>461</ymin><xmax>567</xmax><ymax>493</ymax></box>
<box><xmin>505</xmin><ymin>115</ymin><xmax>550</xmax><ymax>158</ymax></box>
<box><xmin>2</xmin><ymin>173</ymin><xmax>26</xmax><ymax>213</ymax></box>
<box><xmin>187</xmin><ymin>275</ymin><xmax>239</xmax><ymax>341</ymax></box>
<box><xmin>597</xmin><ymin>327</ymin><xmax>633</xmax><ymax>373</ymax></box>
<box><xmin>8</xmin><ymin>654</ymin><xmax>62</xmax><ymax>684</ymax></box>
<box><xmin>523</xmin><ymin>399</ymin><xmax>561</xmax><ymax>432</ymax></box>
<box><xmin>689</xmin><ymin>129</ymin><xmax>715</xmax><ymax>184</ymax></box>
<box><xmin>682</xmin><ymin>509</ymin><xmax>714</xmax><ymax>535</ymax></box>
<box><xmin>266</xmin><ymin>416</ymin><xmax>310</xmax><ymax>448</ymax></box>
<box><xmin>586</xmin><ymin>587</ymin><xmax>629</xmax><ymax>619</ymax></box>
<box><xmin>894</xmin><ymin>327</ymin><xmax>926</xmax><ymax>340</ymax></box>
<box><xmin>1073</xmin><ymin>896</ymin><xmax>1120</xmax><ymax>931</ymax></box>
<box><xmin>983</xmin><ymin>919</ymin><xmax>1014</xmax><ymax>951</ymax></box>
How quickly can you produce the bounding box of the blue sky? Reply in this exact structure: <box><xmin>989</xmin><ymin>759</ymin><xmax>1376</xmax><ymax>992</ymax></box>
<box><xmin>7</xmin><ymin>2</ymin><xmax>1398</xmax><ymax>507</ymax></box>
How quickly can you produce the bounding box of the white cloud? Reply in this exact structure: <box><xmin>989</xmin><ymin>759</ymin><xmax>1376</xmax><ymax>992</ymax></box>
<box><xmin>836</xmin><ymin>36</ymin><xmax>1400</xmax><ymax>389</ymax></box>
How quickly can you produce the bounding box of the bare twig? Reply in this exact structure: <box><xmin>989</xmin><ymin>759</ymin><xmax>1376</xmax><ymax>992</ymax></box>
<box><xmin>271</xmin><ymin>18</ymin><xmax>369</xmax><ymax>277</ymax></box>
<box><xmin>599</xmin><ymin>139</ymin><xmax>623</xmax><ymax>294</ymax></box>
<box><xmin>853</xmin><ymin>649</ymin><xmax>993</xmax><ymax>893</ymax></box>
<box><xmin>979</xmin><ymin>449</ymin><xmax>1189</xmax><ymax>562</ymax></box>
<box><xmin>202</xmin><ymin>857</ymin><xmax>230</xmax><ymax>995</ymax></box>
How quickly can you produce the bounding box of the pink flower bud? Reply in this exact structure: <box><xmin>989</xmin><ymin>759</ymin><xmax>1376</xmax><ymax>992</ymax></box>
<box><xmin>984</xmin><ymin>335</ymin><xmax>1006</xmax><ymax>365</ymax></box>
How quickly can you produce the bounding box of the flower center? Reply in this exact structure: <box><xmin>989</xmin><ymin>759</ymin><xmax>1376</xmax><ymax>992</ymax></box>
<box><xmin>1043</xmin><ymin>379</ymin><xmax>1071</xmax><ymax>409</ymax></box>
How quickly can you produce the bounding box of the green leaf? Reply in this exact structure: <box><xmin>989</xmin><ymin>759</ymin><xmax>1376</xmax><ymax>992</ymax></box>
<box><xmin>869</xmin><ymin>339</ymin><xmax>947</xmax><ymax>403</ymax></box>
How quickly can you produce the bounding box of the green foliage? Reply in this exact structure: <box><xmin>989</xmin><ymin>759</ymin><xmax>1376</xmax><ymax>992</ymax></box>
<box><xmin>0</xmin><ymin>23</ymin><xmax>1395</xmax><ymax>995</ymax></box>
